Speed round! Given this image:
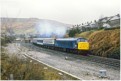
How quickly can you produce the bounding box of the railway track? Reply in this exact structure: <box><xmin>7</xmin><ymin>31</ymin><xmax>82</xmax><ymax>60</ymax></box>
<box><xmin>89</xmin><ymin>56</ymin><xmax>120</xmax><ymax>68</ymax></box>
<box><xmin>21</xmin><ymin>42</ymin><xmax>120</xmax><ymax>69</ymax></box>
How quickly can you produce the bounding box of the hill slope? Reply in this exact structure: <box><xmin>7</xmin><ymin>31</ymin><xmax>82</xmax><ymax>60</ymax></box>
<box><xmin>1</xmin><ymin>18</ymin><xmax>72</xmax><ymax>34</ymax></box>
<box><xmin>76</xmin><ymin>28</ymin><xmax>120</xmax><ymax>59</ymax></box>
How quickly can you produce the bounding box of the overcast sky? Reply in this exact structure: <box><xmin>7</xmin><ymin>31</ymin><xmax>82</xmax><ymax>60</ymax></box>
<box><xmin>1</xmin><ymin>0</ymin><xmax>120</xmax><ymax>24</ymax></box>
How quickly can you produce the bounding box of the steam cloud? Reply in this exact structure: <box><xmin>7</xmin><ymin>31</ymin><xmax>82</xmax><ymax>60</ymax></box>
<box><xmin>36</xmin><ymin>20</ymin><xmax>67</xmax><ymax>38</ymax></box>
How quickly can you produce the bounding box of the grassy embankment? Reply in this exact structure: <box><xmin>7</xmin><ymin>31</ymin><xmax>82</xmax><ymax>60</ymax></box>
<box><xmin>75</xmin><ymin>28</ymin><xmax>120</xmax><ymax>59</ymax></box>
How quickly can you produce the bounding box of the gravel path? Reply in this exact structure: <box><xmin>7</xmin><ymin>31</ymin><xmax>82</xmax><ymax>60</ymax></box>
<box><xmin>5</xmin><ymin>42</ymin><xmax>120</xmax><ymax>80</ymax></box>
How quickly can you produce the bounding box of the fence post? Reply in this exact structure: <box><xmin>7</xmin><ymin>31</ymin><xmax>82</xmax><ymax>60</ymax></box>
<box><xmin>10</xmin><ymin>74</ymin><xmax>14</xmax><ymax>80</ymax></box>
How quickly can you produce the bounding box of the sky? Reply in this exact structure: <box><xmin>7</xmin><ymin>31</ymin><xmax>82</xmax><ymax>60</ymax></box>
<box><xmin>0</xmin><ymin>0</ymin><xmax>120</xmax><ymax>24</ymax></box>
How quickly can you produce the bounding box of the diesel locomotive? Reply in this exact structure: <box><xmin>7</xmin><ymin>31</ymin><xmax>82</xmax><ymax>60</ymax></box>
<box><xmin>31</xmin><ymin>37</ymin><xmax>89</xmax><ymax>55</ymax></box>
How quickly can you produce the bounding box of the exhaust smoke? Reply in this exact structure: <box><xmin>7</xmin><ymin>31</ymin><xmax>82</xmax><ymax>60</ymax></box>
<box><xmin>35</xmin><ymin>20</ymin><xmax>67</xmax><ymax>38</ymax></box>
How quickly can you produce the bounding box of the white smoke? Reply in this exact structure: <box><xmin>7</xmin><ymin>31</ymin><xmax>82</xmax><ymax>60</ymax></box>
<box><xmin>36</xmin><ymin>20</ymin><xmax>67</xmax><ymax>38</ymax></box>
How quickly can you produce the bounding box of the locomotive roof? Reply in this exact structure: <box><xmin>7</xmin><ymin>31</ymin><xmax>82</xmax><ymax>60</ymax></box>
<box><xmin>33</xmin><ymin>37</ymin><xmax>85</xmax><ymax>41</ymax></box>
<box><xmin>56</xmin><ymin>37</ymin><xmax>84</xmax><ymax>41</ymax></box>
<box><xmin>33</xmin><ymin>38</ymin><xmax>55</xmax><ymax>40</ymax></box>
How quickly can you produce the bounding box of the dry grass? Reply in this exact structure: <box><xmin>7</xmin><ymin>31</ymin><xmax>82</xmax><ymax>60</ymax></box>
<box><xmin>89</xmin><ymin>29</ymin><xmax>120</xmax><ymax>59</ymax></box>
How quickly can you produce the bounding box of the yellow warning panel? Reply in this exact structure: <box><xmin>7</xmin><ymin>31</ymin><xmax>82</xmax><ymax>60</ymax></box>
<box><xmin>78</xmin><ymin>42</ymin><xmax>89</xmax><ymax>50</ymax></box>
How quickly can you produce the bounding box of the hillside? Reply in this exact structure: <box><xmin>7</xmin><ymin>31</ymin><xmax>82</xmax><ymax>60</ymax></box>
<box><xmin>75</xmin><ymin>28</ymin><xmax>120</xmax><ymax>59</ymax></box>
<box><xmin>1</xmin><ymin>18</ymin><xmax>72</xmax><ymax>35</ymax></box>
<box><xmin>1</xmin><ymin>18</ymin><xmax>38</xmax><ymax>34</ymax></box>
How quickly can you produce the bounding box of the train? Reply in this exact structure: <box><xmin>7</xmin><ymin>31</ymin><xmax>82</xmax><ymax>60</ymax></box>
<box><xmin>31</xmin><ymin>37</ymin><xmax>90</xmax><ymax>55</ymax></box>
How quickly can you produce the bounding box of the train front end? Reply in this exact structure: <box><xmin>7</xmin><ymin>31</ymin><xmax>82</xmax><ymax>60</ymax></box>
<box><xmin>77</xmin><ymin>38</ymin><xmax>90</xmax><ymax>54</ymax></box>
